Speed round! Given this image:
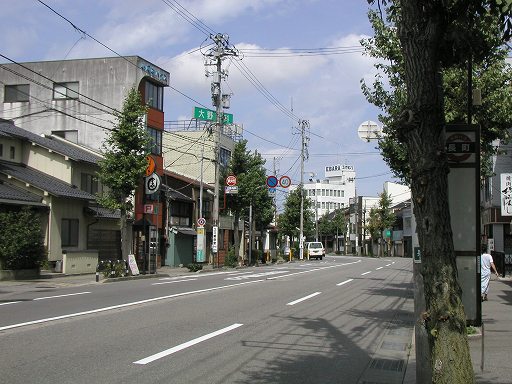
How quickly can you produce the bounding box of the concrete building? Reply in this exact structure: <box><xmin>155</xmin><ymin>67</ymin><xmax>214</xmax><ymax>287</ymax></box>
<box><xmin>482</xmin><ymin>137</ymin><xmax>512</xmax><ymax>274</ymax></box>
<box><xmin>299</xmin><ymin>163</ymin><xmax>356</xmax><ymax>218</ymax></box>
<box><xmin>1</xmin><ymin>56</ymin><xmax>170</xmax><ymax>271</ymax></box>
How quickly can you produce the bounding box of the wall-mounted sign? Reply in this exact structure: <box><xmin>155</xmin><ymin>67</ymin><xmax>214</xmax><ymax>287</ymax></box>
<box><xmin>145</xmin><ymin>173</ymin><xmax>161</xmax><ymax>195</ymax></box>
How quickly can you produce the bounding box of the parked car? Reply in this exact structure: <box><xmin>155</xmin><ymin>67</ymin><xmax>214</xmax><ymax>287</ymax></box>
<box><xmin>306</xmin><ymin>241</ymin><xmax>325</xmax><ymax>260</ymax></box>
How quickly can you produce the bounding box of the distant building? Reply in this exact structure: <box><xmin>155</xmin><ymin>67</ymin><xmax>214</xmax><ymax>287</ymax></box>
<box><xmin>295</xmin><ymin>163</ymin><xmax>356</xmax><ymax>219</ymax></box>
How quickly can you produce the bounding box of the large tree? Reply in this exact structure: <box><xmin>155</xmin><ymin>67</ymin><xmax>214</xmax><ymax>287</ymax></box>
<box><xmin>365</xmin><ymin>1</ymin><xmax>512</xmax><ymax>382</ymax></box>
<box><xmin>97</xmin><ymin>87</ymin><xmax>149</xmax><ymax>261</ymax></box>
<box><xmin>224</xmin><ymin>140</ymin><xmax>273</xmax><ymax>264</ymax></box>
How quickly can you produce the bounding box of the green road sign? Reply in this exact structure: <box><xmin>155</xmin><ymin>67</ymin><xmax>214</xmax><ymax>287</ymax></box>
<box><xmin>193</xmin><ymin>107</ymin><xmax>233</xmax><ymax>124</ymax></box>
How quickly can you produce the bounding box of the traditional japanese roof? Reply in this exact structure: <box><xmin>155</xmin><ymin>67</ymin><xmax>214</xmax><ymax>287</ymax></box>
<box><xmin>0</xmin><ymin>181</ymin><xmax>43</xmax><ymax>204</ymax></box>
<box><xmin>0</xmin><ymin>119</ymin><xmax>102</xmax><ymax>164</ymax></box>
<box><xmin>0</xmin><ymin>161</ymin><xmax>96</xmax><ymax>200</ymax></box>
<box><xmin>84</xmin><ymin>205</ymin><xmax>121</xmax><ymax>219</ymax></box>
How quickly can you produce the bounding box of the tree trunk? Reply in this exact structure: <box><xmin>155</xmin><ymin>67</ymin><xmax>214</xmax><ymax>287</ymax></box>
<box><xmin>398</xmin><ymin>1</ymin><xmax>474</xmax><ymax>382</ymax></box>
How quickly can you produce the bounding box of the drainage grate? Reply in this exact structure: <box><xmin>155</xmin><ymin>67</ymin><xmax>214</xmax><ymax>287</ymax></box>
<box><xmin>381</xmin><ymin>341</ymin><xmax>408</xmax><ymax>351</ymax></box>
<box><xmin>369</xmin><ymin>358</ymin><xmax>405</xmax><ymax>372</ymax></box>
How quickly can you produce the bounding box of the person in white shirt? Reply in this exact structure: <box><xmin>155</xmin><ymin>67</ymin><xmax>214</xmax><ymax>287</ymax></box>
<box><xmin>481</xmin><ymin>245</ymin><xmax>499</xmax><ymax>301</ymax></box>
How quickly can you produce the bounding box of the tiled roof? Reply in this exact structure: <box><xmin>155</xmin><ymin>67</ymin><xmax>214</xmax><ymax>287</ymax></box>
<box><xmin>0</xmin><ymin>181</ymin><xmax>43</xmax><ymax>203</ymax></box>
<box><xmin>0</xmin><ymin>120</ymin><xmax>102</xmax><ymax>164</ymax></box>
<box><xmin>0</xmin><ymin>161</ymin><xmax>96</xmax><ymax>200</ymax></box>
<box><xmin>85</xmin><ymin>205</ymin><xmax>121</xmax><ymax>219</ymax></box>
<box><xmin>162</xmin><ymin>184</ymin><xmax>193</xmax><ymax>202</ymax></box>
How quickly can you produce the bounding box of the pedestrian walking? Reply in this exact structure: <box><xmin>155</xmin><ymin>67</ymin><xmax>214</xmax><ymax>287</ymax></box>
<box><xmin>481</xmin><ymin>245</ymin><xmax>499</xmax><ymax>301</ymax></box>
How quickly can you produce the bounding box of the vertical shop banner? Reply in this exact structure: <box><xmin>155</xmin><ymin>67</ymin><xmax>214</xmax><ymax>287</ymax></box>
<box><xmin>501</xmin><ymin>173</ymin><xmax>512</xmax><ymax>216</ymax></box>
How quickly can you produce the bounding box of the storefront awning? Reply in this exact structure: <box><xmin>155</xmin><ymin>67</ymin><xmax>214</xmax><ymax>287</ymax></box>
<box><xmin>176</xmin><ymin>227</ymin><xmax>197</xmax><ymax>236</ymax></box>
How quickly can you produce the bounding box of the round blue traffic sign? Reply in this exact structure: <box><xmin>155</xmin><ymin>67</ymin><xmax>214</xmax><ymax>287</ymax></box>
<box><xmin>266</xmin><ymin>176</ymin><xmax>278</xmax><ymax>188</ymax></box>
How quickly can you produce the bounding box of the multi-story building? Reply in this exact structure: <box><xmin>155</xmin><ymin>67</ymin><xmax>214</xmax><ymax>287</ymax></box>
<box><xmin>0</xmin><ymin>119</ymin><xmax>119</xmax><ymax>274</ymax></box>
<box><xmin>162</xmin><ymin>119</ymin><xmax>243</xmax><ymax>265</ymax></box>
<box><xmin>0</xmin><ymin>57</ymin><xmax>170</xmax><ymax>270</ymax></box>
<box><xmin>301</xmin><ymin>164</ymin><xmax>356</xmax><ymax>218</ymax></box>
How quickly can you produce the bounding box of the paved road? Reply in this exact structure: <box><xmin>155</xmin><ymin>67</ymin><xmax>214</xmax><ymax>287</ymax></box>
<box><xmin>0</xmin><ymin>256</ymin><xmax>414</xmax><ymax>384</ymax></box>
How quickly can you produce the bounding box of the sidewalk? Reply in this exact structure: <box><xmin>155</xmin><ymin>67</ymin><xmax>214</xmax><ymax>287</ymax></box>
<box><xmin>470</xmin><ymin>276</ymin><xmax>512</xmax><ymax>383</ymax></box>
<box><xmin>404</xmin><ymin>276</ymin><xmax>512</xmax><ymax>384</ymax></box>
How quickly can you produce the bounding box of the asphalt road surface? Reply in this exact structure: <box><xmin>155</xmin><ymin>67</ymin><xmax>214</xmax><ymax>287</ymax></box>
<box><xmin>0</xmin><ymin>256</ymin><xmax>414</xmax><ymax>384</ymax></box>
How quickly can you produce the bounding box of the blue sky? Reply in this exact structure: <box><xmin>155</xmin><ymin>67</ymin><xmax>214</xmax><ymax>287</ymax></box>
<box><xmin>1</xmin><ymin>0</ymin><xmax>397</xmax><ymax>206</ymax></box>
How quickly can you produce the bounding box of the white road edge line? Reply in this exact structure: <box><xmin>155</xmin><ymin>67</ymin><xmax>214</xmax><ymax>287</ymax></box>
<box><xmin>336</xmin><ymin>279</ymin><xmax>354</xmax><ymax>286</ymax></box>
<box><xmin>152</xmin><ymin>279</ymin><xmax>198</xmax><ymax>285</ymax></box>
<box><xmin>361</xmin><ymin>271</ymin><xmax>371</xmax><ymax>276</ymax></box>
<box><xmin>33</xmin><ymin>292</ymin><xmax>91</xmax><ymax>301</ymax></box>
<box><xmin>376</xmin><ymin>267</ymin><xmax>383</xmax><ymax>270</ymax></box>
<box><xmin>0</xmin><ymin>301</ymin><xmax>22</xmax><ymax>306</ymax></box>
<box><xmin>0</xmin><ymin>280</ymin><xmax>264</xmax><ymax>331</ymax></box>
<box><xmin>286</xmin><ymin>292</ymin><xmax>321</xmax><ymax>306</ymax></box>
<box><xmin>133</xmin><ymin>323</ymin><xmax>243</xmax><ymax>365</ymax></box>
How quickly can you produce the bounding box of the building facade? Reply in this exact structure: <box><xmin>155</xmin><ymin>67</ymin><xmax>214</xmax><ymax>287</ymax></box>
<box><xmin>0</xmin><ymin>119</ymin><xmax>120</xmax><ymax>274</ymax></box>
<box><xmin>1</xmin><ymin>57</ymin><xmax>170</xmax><ymax>271</ymax></box>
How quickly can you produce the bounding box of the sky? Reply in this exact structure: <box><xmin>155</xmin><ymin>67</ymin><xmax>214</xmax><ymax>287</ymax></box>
<box><xmin>0</xmin><ymin>0</ymin><xmax>398</xmax><ymax>207</ymax></box>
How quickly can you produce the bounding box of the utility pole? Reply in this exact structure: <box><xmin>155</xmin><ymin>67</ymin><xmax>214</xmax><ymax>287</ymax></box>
<box><xmin>299</xmin><ymin>119</ymin><xmax>309</xmax><ymax>260</ymax></box>
<box><xmin>204</xmin><ymin>33</ymin><xmax>238</xmax><ymax>267</ymax></box>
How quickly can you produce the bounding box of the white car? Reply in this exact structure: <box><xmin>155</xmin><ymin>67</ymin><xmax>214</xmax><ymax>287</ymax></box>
<box><xmin>306</xmin><ymin>242</ymin><xmax>325</xmax><ymax>260</ymax></box>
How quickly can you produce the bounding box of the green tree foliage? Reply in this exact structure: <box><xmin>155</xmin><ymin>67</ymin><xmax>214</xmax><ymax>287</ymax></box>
<box><xmin>316</xmin><ymin>208</ymin><xmax>347</xmax><ymax>243</ymax></box>
<box><xmin>223</xmin><ymin>140</ymin><xmax>274</xmax><ymax>262</ymax></box>
<box><xmin>0</xmin><ymin>207</ymin><xmax>45</xmax><ymax>270</ymax></box>
<box><xmin>277</xmin><ymin>186</ymin><xmax>315</xmax><ymax>244</ymax></box>
<box><xmin>361</xmin><ymin>4</ymin><xmax>512</xmax><ymax>181</ymax></box>
<box><xmin>97</xmin><ymin>87</ymin><xmax>149</xmax><ymax>259</ymax></box>
<box><xmin>365</xmin><ymin>1</ymin><xmax>512</xmax><ymax>382</ymax></box>
<box><xmin>366</xmin><ymin>191</ymin><xmax>395</xmax><ymax>256</ymax></box>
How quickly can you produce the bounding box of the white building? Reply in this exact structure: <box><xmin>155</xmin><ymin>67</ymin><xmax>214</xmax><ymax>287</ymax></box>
<box><xmin>302</xmin><ymin>164</ymin><xmax>356</xmax><ymax>218</ymax></box>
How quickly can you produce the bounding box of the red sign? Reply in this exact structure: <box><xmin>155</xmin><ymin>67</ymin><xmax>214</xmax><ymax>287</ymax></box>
<box><xmin>226</xmin><ymin>175</ymin><xmax>237</xmax><ymax>186</ymax></box>
<box><xmin>446</xmin><ymin>133</ymin><xmax>475</xmax><ymax>163</ymax></box>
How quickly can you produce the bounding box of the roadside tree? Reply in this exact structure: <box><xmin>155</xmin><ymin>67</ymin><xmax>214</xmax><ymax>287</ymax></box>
<box><xmin>364</xmin><ymin>1</ymin><xmax>512</xmax><ymax>382</ymax></box>
<box><xmin>97</xmin><ymin>87</ymin><xmax>149</xmax><ymax>261</ymax></box>
<box><xmin>223</xmin><ymin>140</ymin><xmax>273</xmax><ymax>264</ymax></box>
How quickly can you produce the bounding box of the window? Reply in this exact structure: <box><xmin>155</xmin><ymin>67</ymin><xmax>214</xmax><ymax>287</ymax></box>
<box><xmin>147</xmin><ymin>127</ymin><xmax>162</xmax><ymax>155</ymax></box>
<box><xmin>53</xmin><ymin>82</ymin><xmax>79</xmax><ymax>99</ymax></box>
<box><xmin>62</xmin><ymin>219</ymin><xmax>79</xmax><ymax>247</ymax></box>
<box><xmin>4</xmin><ymin>84</ymin><xmax>29</xmax><ymax>102</ymax></box>
<box><xmin>0</xmin><ymin>143</ymin><xmax>3</xmax><ymax>157</ymax></box>
<box><xmin>9</xmin><ymin>146</ymin><xmax>15</xmax><ymax>160</ymax></box>
<box><xmin>219</xmin><ymin>147</ymin><xmax>231</xmax><ymax>168</ymax></box>
<box><xmin>170</xmin><ymin>201</ymin><xmax>192</xmax><ymax>226</ymax></box>
<box><xmin>81</xmin><ymin>173</ymin><xmax>98</xmax><ymax>194</ymax></box>
<box><xmin>145</xmin><ymin>81</ymin><xmax>163</xmax><ymax>110</ymax></box>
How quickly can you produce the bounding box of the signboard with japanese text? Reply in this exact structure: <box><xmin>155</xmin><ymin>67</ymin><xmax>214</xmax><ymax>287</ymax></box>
<box><xmin>446</xmin><ymin>131</ymin><xmax>476</xmax><ymax>164</ymax></box>
<box><xmin>193</xmin><ymin>107</ymin><xmax>233</xmax><ymax>124</ymax></box>
<box><xmin>196</xmin><ymin>227</ymin><xmax>205</xmax><ymax>262</ymax></box>
<box><xmin>145</xmin><ymin>173</ymin><xmax>161</xmax><ymax>195</ymax></box>
<box><xmin>212</xmin><ymin>225</ymin><xmax>218</xmax><ymax>253</ymax></box>
<box><xmin>128</xmin><ymin>254</ymin><xmax>140</xmax><ymax>275</ymax></box>
<box><xmin>501</xmin><ymin>173</ymin><xmax>512</xmax><ymax>216</ymax></box>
